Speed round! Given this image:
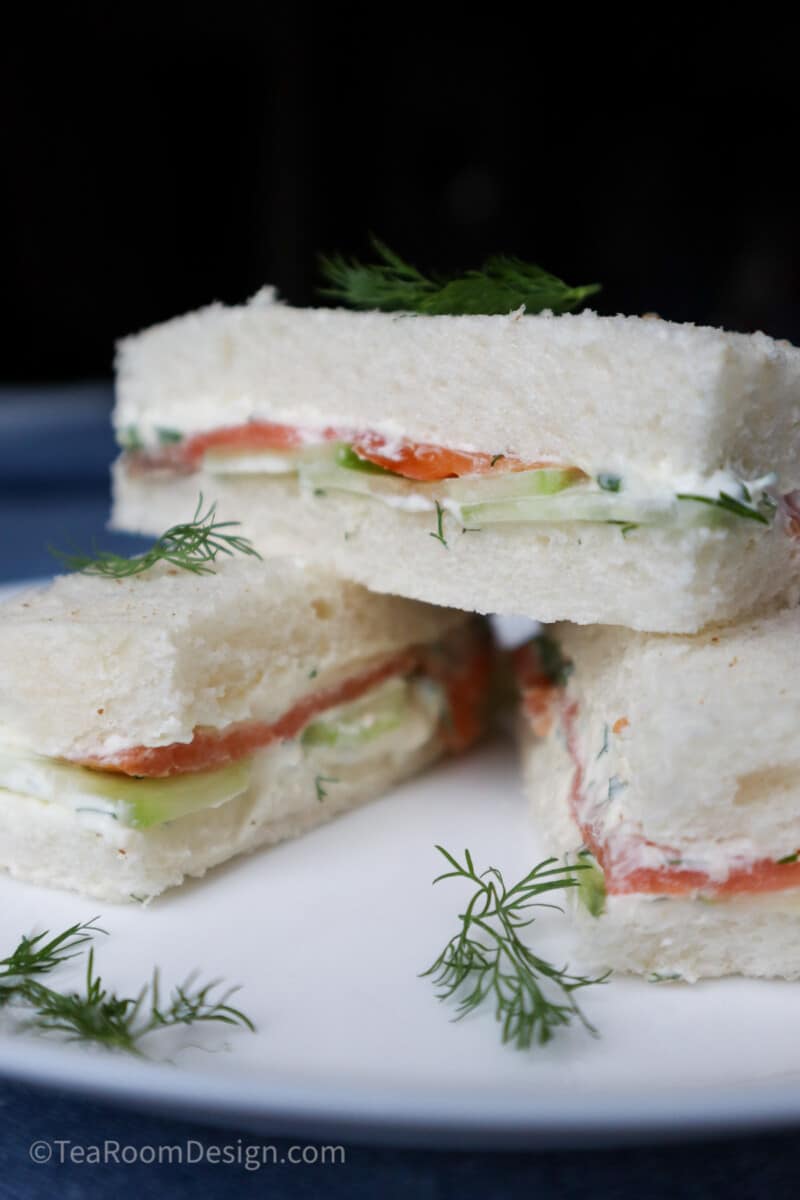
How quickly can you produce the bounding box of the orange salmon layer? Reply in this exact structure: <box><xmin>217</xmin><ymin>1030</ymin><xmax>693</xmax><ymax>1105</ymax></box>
<box><xmin>125</xmin><ymin>420</ymin><xmax>571</xmax><ymax>483</ymax></box>
<box><xmin>74</xmin><ymin>621</ymin><xmax>493</xmax><ymax>780</ymax></box>
<box><xmin>515</xmin><ymin>644</ymin><xmax>800</xmax><ymax>900</ymax></box>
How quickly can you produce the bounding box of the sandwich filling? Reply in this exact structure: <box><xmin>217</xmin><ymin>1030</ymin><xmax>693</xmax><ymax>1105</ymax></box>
<box><xmin>515</xmin><ymin>635</ymin><xmax>800</xmax><ymax>905</ymax></box>
<box><xmin>118</xmin><ymin>420</ymin><xmax>781</xmax><ymax>533</ymax></box>
<box><xmin>0</xmin><ymin>620</ymin><xmax>491</xmax><ymax>831</ymax></box>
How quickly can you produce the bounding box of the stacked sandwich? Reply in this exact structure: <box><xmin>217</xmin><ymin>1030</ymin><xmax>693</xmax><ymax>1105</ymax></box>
<box><xmin>108</xmin><ymin>282</ymin><xmax>800</xmax><ymax>978</ymax></box>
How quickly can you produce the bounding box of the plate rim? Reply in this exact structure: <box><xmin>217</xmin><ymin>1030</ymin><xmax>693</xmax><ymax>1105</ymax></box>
<box><xmin>2</xmin><ymin>1038</ymin><xmax>800</xmax><ymax>1149</ymax></box>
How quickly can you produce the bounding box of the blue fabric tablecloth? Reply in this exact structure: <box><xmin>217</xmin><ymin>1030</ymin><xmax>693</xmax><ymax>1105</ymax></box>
<box><xmin>0</xmin><ymin>486</ymin><xmax>149</xmax><ymax>584</ymax></box>
<box><xmin>0</xmin><ymin>385</ymin><xmax>148</xmax><ymax>583</ymax></box>
<box><xmin>0</xmin><ymin>389</ymin><xmax>798</xmax><ymax>1196</ymax></box>
<box><xmin>1</xmin><ymin>1077</ymin><xmax>799</xmax><ymax>1199</ymax></box>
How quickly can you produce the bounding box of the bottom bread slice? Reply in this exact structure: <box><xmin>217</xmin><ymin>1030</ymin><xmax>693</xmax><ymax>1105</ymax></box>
<box><xmin>0</xmin><ymin>735</ymin><xmax>440</xmax><ymax>904</ymax></box>
<box><xmin>113</xmin><ymin>466</ymin><xmax>800</xmax><ymax>634</ymax></box>
<box><xmin>569</xmin><ymin>888</ymin><xmax>800</xmax><ymax>982</ymax></box>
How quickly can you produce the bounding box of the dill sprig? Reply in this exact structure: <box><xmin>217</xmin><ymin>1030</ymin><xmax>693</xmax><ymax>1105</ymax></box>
<box><xmin>530</xmin><ymin>632</ymin><xmax>574</xmax><ymax>688</ymax></box>
<box><xmin>0</xmin><ymin>920</ymin><xmax>254</xmax><ymax>1054</ymax></box>
<box><xmin>315</xmin><ymin>774</ymin><xmax>339</xmax><ymax>802</ymax></box>
<box><xmin>0</xmin><ymin>919</ymin><xmax>102</xmax><ymax>1006</ymax></box>
<box><xmin>51</xmin><ymin>495</ymin><xmax>261</xmax><ymax>578</ymax></box>
<box><xmin>676</xmin><ymin>490</ymin><xmax>771</xmax><ymax>526</ymax></box>
<box><xmin>430</xmin><ymin>500</ymin><xmax>449</xmax><ymax>548</ymax></box>
<box><xmin>21</xmin><ymin>952</ymin><xmax>254</xmax><ymax>1053</ymax></box>
<box><xmin>320</xmin><ymin>237</ymin><xmax>601</xmax><ymax>316</ymax></box>
<box><xmin>422</xmin><ymin>847</ymin><xmax>607</xmax><ymax>1050</ymax></box>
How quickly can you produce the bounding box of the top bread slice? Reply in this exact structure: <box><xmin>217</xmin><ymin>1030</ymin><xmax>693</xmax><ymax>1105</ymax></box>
<box><xmin>114</xmin><ymin>290</ymin><xmax>800</xmax><ymax>489</ymax></box>
<box><xmin>0</xmin><ymin>559</ymin><xmax>464</xmax><ymax>761</ymax></box>
<box><xmin>526</xmin><ymin>611</ymin><xmax>800</xmax><ymax>862</ymax></box>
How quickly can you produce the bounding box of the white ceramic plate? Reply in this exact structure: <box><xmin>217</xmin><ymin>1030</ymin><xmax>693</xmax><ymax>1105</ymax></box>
<box><xmin>1</xmin><ymin>583</ymin><xmax>800</xmax><ymax>1148</ymax></box>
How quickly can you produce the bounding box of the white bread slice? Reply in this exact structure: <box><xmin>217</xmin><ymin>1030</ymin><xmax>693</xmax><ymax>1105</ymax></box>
<box><xmin>114</xmin><ymin>293</ymin><xmax>800</xmax><ymax>488</ymax></box>
<box><xmin>0</xmin><ymin>716</ymin><xmax>442</xmax><ymax>904</ymax></box>
<box><xmin>0</xmin><ymin>558</ymin><xmax>463</xmax><ymax>761</ymax></box>
<box><xmin>112</xmin><ymin>466</ymin><xmax>800</xmax><ymax>634</ymax></box>
<box><xmin>518</xmin><ymin>611</ymin><xmax>800</xmax><ymax>979</ymax></box>
<box><xmin>569</xmin><ymin>890</ymin><xmax>800</xmax><ymax>983</ymax></box>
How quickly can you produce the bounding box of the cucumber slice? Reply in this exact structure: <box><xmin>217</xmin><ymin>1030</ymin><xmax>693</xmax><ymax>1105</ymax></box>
<box><xmin>575</xmin><ymin>851</ymin><xmax>606</xmax><ymax>917</ymax></box>
<box><xmin>439</xmin><ymin>466</ymin><xmax>583</xmax><ymax>504</ymax></box>
<box><xmin>302</xmin><ymin>677</ymin><xmax>411</xmax><ymax>750</ymax></box>
<box><xmin>299</xmin><ymin>461</ymin><xmax>430</xmax><ymax>506</ymax></box>
<box><xmin>203</xmin><ymin>443</ymin><xmax>341</xmax><ymax>476</ymax></box>
<box><xmin>460</xmin><ymin>491</ymin><xmax>673</xmax><ymax>526</ymax></box>
<box><xmin>302</xmin><ymin>676</ymin><xmax>446</xmax><ymax>770</ymax></box>
<box><xmin>335</xmin><ymin>444</ymin><xmax>395</xmax><ymax>475</ymax></box>
<box><xmin>295</xmin><ymin>455</ymin><xmax>759</xmax><ymax>531</ymax></box>
<box><xmin>0</xmin><ymin>749</ymin><xmax>251</xmax><ymax>830</ymax></box>
<box><xmin>300</xmin><ymin>461</ymin><xmax>587</xmax><ymax>514</ymax></box>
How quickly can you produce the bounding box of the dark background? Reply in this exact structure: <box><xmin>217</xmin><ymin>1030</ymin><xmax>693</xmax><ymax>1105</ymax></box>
<box><xmin>2</xmin><ymin>11</ymin><xmax>800</xmax><ymax>383</ymax></box>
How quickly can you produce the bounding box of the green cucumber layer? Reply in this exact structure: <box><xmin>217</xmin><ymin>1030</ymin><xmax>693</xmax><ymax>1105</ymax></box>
<box><xmin>125</xmin><ymin>425</ymin><xmax>776</xmax><ymax>530</ymax></box>
<box><xmin>194</xmin><ymin>438</ymin><xmax>585</xmax><ymax>507</ymax></box>
<box><xmin>0</xmin><ymin>675</ymin><xmax>444</xmax><ymax>830</ymax></box>
<box><xmin>440</xmin><ymin>466</ymin><xmax>582</xmax><ymax>503</ymax></box>
<box><xmin>0</xmin><ymin>751</ymin><xmax>251</xmax><ymax>830</ymax></box>
<box><xmin>300</xmin><ymin>464</ymin><xmax>772</xmax><ymax>529</ymax></box>
<box><xmin>302</xmin><ymin>676</ymin><xmax>410</xmax><ymax>749</ymax></box>
<box><xmin>575</xmin><ymin>851</ymin><xmax>606</xmax><ymax>917</ymax></box>
<box><xmin>204</xmin><ymin>442</ymin><xmax>340</xmax><ymax>476</ymax></box>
